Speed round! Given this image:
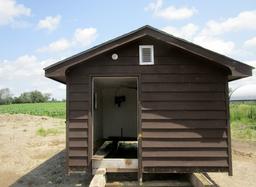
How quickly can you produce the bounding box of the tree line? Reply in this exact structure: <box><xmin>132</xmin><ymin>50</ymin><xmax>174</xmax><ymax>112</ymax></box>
<box><xmin>0</xmin><ymin>88</ymin><xmax>52</xmax><ymax>105</ymax></box>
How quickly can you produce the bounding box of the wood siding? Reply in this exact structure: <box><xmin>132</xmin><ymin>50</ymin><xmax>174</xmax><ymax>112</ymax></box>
<box><xmin>66</xmin><ymin>37</ymin><xmax>230</xmax><ymax>173</ymax></box>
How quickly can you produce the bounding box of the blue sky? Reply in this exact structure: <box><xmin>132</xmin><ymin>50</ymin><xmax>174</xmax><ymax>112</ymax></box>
<box><xmin>0</xmin><ymin>0</ymin><xmax>256</xmax><ymax>99</ymax></box>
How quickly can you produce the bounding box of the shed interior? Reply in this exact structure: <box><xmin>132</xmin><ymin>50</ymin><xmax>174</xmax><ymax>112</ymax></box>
<box><xmin>92</xmin><ymin>77</ymin><xmax>138</xmax><ymax>159</ymax></box>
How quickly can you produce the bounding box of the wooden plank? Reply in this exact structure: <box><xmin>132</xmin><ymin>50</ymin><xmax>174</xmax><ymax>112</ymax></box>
<box><xmin>142</xmin><ymin>149</ymin><xmax>228</xmax><ymax>158</ymax></box>
<box><xmin>142</xmin><ymin>139</ymin><xmax>228</xmax><ymax>148</ymax></box>
<box><xmin>80</xmin><ymin>65</ymin><xmax>223</xmax><ymax>75</ymax></box>
<box><xmin>141</xmin><ymin>74</ymin><xmax>224</xmax><ymax>83</ymax></box>
<box><xmin>141</xmin><ymin>83</ymin><xmax>225</xmax><ymax>92</ymax></box>
<box><xmin>143</xmin><ymin>167</ymin><xmax>229</xmax><ymax>173</ymax></box>
<box><xmin>69</xmin><ymin>111</ymin><xmax>88</xmax><ymax>120</ymax></box>
<box><xmin>69</xmin><ymin>101</ymin><xmax>89</xmax><ymax>110</ymax></box>
<box><xmin>89</xmin><ymin>168</ymin><xmax>106</xmax><ymax>187</ymax></box>
<box><xmin>69</xmin><ymin>120</ymin><xmax>88</xmax><ymax>129</ymax></box>
<box><xmin>69</xmin><ymin>140</ymin><xmax>88</xmax><ymax>148</ymax></box>
<box><xmin>69</xmin><ymin>149</ymin><xmax>88</xmax><ymax>157</ymax></box>
<box><xmin>189</xmin><ymin>173</ymin><xmax>215</xmax><ymax>187</ymax></box>
<box><xmin>141</xmin><ymin>111</ymin><xmax>226</xmax><ymax>120</ymax></box>
<box><xmin>69</xmin><ymin>158</ymin><xmax>88</xmax><ymax>166</ymax></box>
<box><xmin>142</xmin><ymin>101</ymin><xmax>226</xmax><ymax>111</ymax></box>
<box><xmin>70</xmin><ymin>75</ymin><xmax>89</xmax><ymax>84</ymax></box>
<box><xmin>142</xmin><ymin>159</ymin><xmax>228</xmax><ymax>167</ymax></box>
<box><xmin>69</xmin><ymin>93</ymin><xmax>89</xmax><ymax>101</ymax></box>
<box><xmin>143</xmin><ymin>129</ymin><xmax>227</xmax><ymax>139</ymax></box>
<box><xmin>69</xmin><ymin>130</ymin><xmax>88</xmax><ymax>138</ymax></box>
<box><xmin>142</xmin><ymin>120</ymin><xmax>227</xmax><ymax>129</ymax></box>
<box><xmin>141</xmin><ymin>92</ymin><xmax>225</xmax><ymax>101</ymax></box>
<box><xmin>69</xmin><ymin>84</ymin><xmax>89</xmax><ymax>93</ymax></box>
<box><xmin>93</xmin><ymin>158</ymin><xmax>138</xmax><ymax>171</ymax></box>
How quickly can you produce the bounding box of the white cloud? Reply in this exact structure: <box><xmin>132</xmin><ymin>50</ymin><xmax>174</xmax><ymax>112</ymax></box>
<box><xmin>0</xmin><ymin>0</ymin><xmax>31</xmax><ymax>26</ymax></box>
<box><xmin>37</xmin><ymin>27</ymin><xmax>97</xmax><ymax>53</ymax></box>
<box><xmin>145</xmin><ymin>0</ymin><xmax>196</xmax><ymax>20</ymax></box>
<box><xmin>162</xmin><ymin>23</ymin><xmax>235</xmax><ymax>55</ymax></box>
<box><xmin>193</xmin><ymin>35</ymin><xmax>235</xmax><ymax>55</ymax></box>
<box><xmin>244</xmin><ymin>36</ymin><xmax>256</xmax><ymax>48</ymax></box>
<box><xmin>37</xmin><ymin>15</ymin><xmax>61</xmax><ymax>31</ymax></box>
<box><xmin>0</xmin><ymin>55</ymin><xmax>65</xmax><ymax>99</ymax></box>
<box><xmin>37</xmin><ymin>38</ymin><xmax>70</xmax><ymax>53</ymax></box>
<box><xmin>201</xmin><ymin>10</ymin><xmax>256</xmax><ymax>36</ymax></box>
<box><xmin>73</xmin><ymin>28</ymin><xmax>97</xmax><ymax>46</ymax></box>
<box><xmin>162</xmin><ymin>23</ymin><xmax>198</xmax><ymax>40</ymax></box>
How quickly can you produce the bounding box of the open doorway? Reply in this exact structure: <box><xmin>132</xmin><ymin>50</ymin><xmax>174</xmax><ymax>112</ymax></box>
<box><xmin>92</xmin><ymin>77</ymin><xmax>138</xmax><ymax>160</ymax></box>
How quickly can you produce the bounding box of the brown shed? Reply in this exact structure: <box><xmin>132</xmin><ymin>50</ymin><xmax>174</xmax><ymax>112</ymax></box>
<box><xmin>44</xmin><ymin>25</ymin><xmax>253</xmax><ymax>180</ymax></box>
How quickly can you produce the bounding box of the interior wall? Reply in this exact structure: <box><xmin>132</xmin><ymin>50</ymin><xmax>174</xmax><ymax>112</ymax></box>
<box><xmin>93</xmin><ymin>78</ymin><xmax>138</xmax><ymax>146</ymax></box>
<box><xmin>101</xmin><ymin>87</ymin><xmax>137</xmax><ymax>138</ymax></box>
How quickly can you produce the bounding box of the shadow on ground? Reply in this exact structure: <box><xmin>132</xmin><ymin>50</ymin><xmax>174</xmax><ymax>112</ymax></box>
<box><xmin>10</xmin><ymin>150</ymin><xmax>92</xmax><ymax>187</ymax></box>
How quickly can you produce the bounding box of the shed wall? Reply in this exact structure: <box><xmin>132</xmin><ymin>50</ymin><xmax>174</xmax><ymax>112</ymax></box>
<box><xmin>66</xmin><ymin>37</ymin><xmax>230</xmax><ymax>173</ymax></box>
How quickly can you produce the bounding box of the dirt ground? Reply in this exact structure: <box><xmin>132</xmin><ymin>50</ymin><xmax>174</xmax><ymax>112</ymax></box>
<box><xmin>0</xmin><ymin>114</ymin><xmax>255</xmax><ymax>187</ymax></box>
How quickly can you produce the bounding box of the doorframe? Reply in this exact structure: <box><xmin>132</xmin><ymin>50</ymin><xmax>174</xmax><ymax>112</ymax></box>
<box><xmin>89</xmin><ymin>74</ymin><xmax>141</xmax><ymax>178</ymax></box>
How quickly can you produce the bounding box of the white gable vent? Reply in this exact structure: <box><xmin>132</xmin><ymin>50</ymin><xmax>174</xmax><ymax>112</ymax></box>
<box><xmin>139</xmin><ymin>45</ymin><xmax>154</xmax><ymax>65</ymax></box>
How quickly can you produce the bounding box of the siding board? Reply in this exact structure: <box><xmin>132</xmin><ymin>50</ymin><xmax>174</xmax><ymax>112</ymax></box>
<box><xmin>142</xmin><ymin>101</ymin><xmax>226</xmax><ymax>111</ymax></box>
<box><xmin>69</xmin><ymin>111</ymin><xmax>88</xmax><ymax>120</ymax></box>
<box><xmin>141</xmin><ymin>92</ymin><xmax>225</xmax><ymax>101</ymax></box>
<box><xmin>143</xmin><ymin>159</ymin><xmax>228</xmax><ymax>167</ymax></box>
<box><xmin>69</xmin><ymin>130</ymin><xmax>88</xmax><ymax>138</ymax></box>
<box><xmin>143</xmin><ymin>129</ymin><xmax>227</xmax><ymax>139</ymax></box>
<box><xmin>69</xmin><ymin>149</ymin><xmax>88</xmax><ymax>157</ymax></box>
<box><xmin>69</xmin><ymin>120</ymin><xmax>88</xmax><ymax>129</ymax></box>
<box><xmin>142</xmin><ymin>120</ymin><xmax>227</xmax><ymax>129</ymax></box>
<box><xmin>142</xmin><ymin>148</ymin><xmax>228</xmax><ymax>158</ymax></box>
<box><xmin>79</xmin><ymin>65</ymin><xmax>223</xmax><ymax>75</ymax></box>
<box><xmin>142</xmin><ymin>83</ymin><xmax>225</xmax><ymax>92</ymax></box>
<box><xmin>141</xmin><ymin>74</ymin><xmax>224</xmax><ymax>83</ymax></box>
<box><xmin>142</xmin><ymin>139</ymin><xmax>228</xmax><ymax>148</ymax></box>
<box><xmin>70</xmin><ymin>93</ymin><xmax>89</xmax><ymax>101</ymax></box>
<box><xmin>69</xmin><ymin>84</ymin><xmax>89</xmax><ymax>93</ymax></box>
<box><xmin>141</xmin><ymin>111</ymin><xmax>226</xmax><ymax>120</ymax></box>
<box><xmin>69</xmin><ymin>158</ymin><xmax>88</xmax><ymax>166</ymax></box>
<box><xmin>69</xmin><ymin>140</ymin><xmax>88</xmax><ymax>148</ymax></box>
<box><xmin>69</xmin><ymin>101</ymin><xmax>89</xmax><ymax>110</ymax></box>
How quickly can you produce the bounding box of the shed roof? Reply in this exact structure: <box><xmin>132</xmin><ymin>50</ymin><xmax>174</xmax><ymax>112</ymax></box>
<box><xmin>44</xmin><ymin>25</ymin><xmax>253</xmax><ymax>83</ymax></box>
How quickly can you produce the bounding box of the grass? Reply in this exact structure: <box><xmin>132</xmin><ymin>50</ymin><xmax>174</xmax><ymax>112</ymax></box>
<box><xmin>230</xmin><ymin>102</ymin><xmax>256</xmax><ymax>141</ymax></box>
<box><xmin>0</xmin><ymin>101</ymin><xmax>255</xmax><ymax>141</ymax></box>
<box><xmin>0</xmin><ymin>102</ymin><xmax>65</xmax><ymax>118</ymax></box>
<box><xmin>36</xmin><ymin>127</ymin><xmax>64</xmax><ymax>137</ymax></box>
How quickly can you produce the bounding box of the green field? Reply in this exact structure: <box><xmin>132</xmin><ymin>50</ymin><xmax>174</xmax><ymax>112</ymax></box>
<box><xmin>230</xmin><ymin>102</ymin><xmax>256</xmax><ymax>141</ymax></box>
<box><xmin>0</xmin><ymin>101</ymin><xmax>255</xmax><ymax>141</ymax></box>
<box><xmin>0</xmin><ymin>102</ymin><xmax>65</xmax><ymax>118</ymax></box>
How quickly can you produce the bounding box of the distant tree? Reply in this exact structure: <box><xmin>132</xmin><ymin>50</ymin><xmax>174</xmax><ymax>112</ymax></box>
<box><xmin>30</xmin><ymin>91</ymin><xmax>46</xmax><ymax>103</ymax></box>
<box><xmin>0</xmin><ymin>88</ymin><xmax>13</xmax><ymax>105</ymax></box>
<box><xmin>16</xmin><ymin>92</ymin><xmax>32</xmax><ymax>103</ymax></box>
<box><xmin>14</xmin><ymin>90</ymin><xmax>51</xmax><ymax>103</ymax></box>
<box><xmin>51</xmin><ymin>98</ymin><xmax>58</xmax><ymax>102</ymax></box>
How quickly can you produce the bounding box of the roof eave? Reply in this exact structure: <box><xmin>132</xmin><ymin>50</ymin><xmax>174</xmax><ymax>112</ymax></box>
<box><xmin>44</xmin><ymin>25</ymin><xmax>254</xmax><ymax>81</ymax></box>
